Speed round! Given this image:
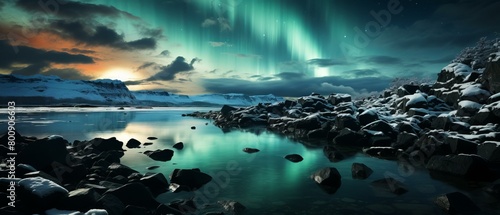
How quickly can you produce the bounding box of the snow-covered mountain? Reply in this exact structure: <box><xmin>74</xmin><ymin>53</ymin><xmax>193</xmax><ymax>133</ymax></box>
<box><xmin>0</xmin><ymin>74</ymin><xmax>136</xmax><ymax>106</ymax></box>
<box><xmin>132</xmin><ymin>90</ymin><xmax>283</xmax><ymax>106</ymax></box>
<box><xmin>0</xmin><ymin>74</ymin><xmax>283</xmax><ymax>106</ymax></box>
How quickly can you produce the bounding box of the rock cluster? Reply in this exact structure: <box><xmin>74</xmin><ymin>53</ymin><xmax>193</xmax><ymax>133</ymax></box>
<box><xmin>0</xmin><ymin>132</ymin><xmax>245</xmax><ymax>215</ymax></box>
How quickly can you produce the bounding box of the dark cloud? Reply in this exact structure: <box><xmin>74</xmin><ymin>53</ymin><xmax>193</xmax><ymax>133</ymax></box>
<box><xmin>123</xmin><ymin>80</ymin><xmax>146</xmax><ymax>85</ymax></box>
<box><xmin>364</xmin><ymin>56</ymin><xmax>402</xmax><ymax>65</ymax></box>
<box><xmin>377</xmin><ymin>0</ymin><xmax>500</xmax><ymax>49</ymax></box>
<box><xmin>257</xmin><ymin>77</ymin><xmax>274</xmax><ymax>81</ymax></box>
<box><xmin>15</xmin><ymin>0</ymin><xmax>138</xmax><ymax>19</ymax></box>
<box><xmin>50</xmin><ymin>20</ymin><xmax>156</xmax><ymax>50</ymax></box>
<box><xmin>0</xmin><ymin>40</ymin><xmax>94</xmax><ymax>68</ymax></box>
<box><xmin>306</xmin><ymin>58</ymin><xmax>347</xmax><ymax>67</ymax></box>
<box><xmin>136</xmin><ymin>25</ymin><xmax>164</xmax><ymax>39</ymax></box>
<box><xmin>423</xmin><ymin>55</ymin><xmax>454</xmax><ymax>64</ymax></box>
<box><xmin>275</xmin><ymin>72</ymin><xmax>306</xmax><ymax>80</ymax></box>
<box><xmin>11</xmin><ymin>63</ymin><xmax>49</xmax><ymax>76</ymax></box>
<box><xmin>201</xmin><ymin>76</ymin><xmax>391</xmax><ymax>97</ymax></box>
<box><xmin>348</xmin><ymin>69</ymin><xmax>380</xmax><ymax>78</ymax></box>
<box><xmin>136</xmin><ymin>62</ymin><xmax>158</xmax><ymax>71</ymax></box>
<box><xmin>43</xmin><ymin>68</ymin><xmax>93</xmax><ymax>80</ymax></box>
<box><xmin>159</xmin><ymin>50</ymin><xmax>171</xmax><ymax>57</ymax></box>
<box><xmin>147</xmin><ymin>56</ymin><xmax>198</xmax><ymax>81</ymax></box>
<box><xmin>62</xmin><ymin>48</ymin><xmax>96</xmax><ymax>54</ymax></box>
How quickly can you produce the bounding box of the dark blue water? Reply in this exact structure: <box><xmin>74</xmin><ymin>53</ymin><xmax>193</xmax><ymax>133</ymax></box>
<box><xmin>1</xmin><ymin>107</ymin><xmax>498</xmax><ymax>214</ymax></box>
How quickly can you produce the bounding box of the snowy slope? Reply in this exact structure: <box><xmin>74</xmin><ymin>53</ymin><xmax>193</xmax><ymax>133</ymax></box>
<box><xmin>132</xmin><ymin>91</ymin><xmax>283</xmax><ymax>106</ymax></box>
<box><xmin>0</xmin><ymin>74</ymin><xmax>136</xmax><ymax>105</ymax></box>
<box><xmin>0</xmin><ymin>74</ymin><xmax>283</xmax><ymax>106</ymax></box>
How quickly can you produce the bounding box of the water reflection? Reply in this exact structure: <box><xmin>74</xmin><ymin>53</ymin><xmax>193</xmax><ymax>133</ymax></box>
<box><xmin>1</xmin><ymin>108</ymin><xmax>498</xmax><ymax>214</ymax></box>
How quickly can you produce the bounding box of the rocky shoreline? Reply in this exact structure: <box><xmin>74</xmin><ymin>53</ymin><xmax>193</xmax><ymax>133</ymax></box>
<box><xmin>184</xmin><ymin>60</ymin><xmax>500</xmax><ymax>214</ymax></box>
<box><xmin>0</xmin><ymin>132</ymin><xmax>246</xmax><ymax>215</ymax></box>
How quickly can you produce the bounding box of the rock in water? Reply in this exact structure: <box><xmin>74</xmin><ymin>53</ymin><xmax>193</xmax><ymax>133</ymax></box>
<box><xmin>126</xmin><ymin>138</ymin><xmax>141</xmax><ymax>148</ymax></box>
<box><xmin>173</xmin><ymin>142</ymin><xmax>184</xmax><ymax>150</ymax></box>
<box><xmin>351</xmin><ymin>163</ymin><xmax>373</xmax><ymax>179</ymax></box>
<box><xmin>435</xmin><ymin>192</ymin><xmax>480</xmax><ymax>214</ymax></box>
<box><xmin>243</xmin><ymin>147</ymin><xmax>260</xmax><ymax>153</ymax></box>
<box><xmin>147</xmin><ymin>137</ymin><xmax>158</xmax><ymax>140</ymax></box>
<box><xmin>17</xmin><ymin>135</ymin><xmax>69</xmax><ymax>172</ymax></box>
<box><xmin>18</xmin><ymin>177</ymin><xmax>69</xmax><ymax>213</ymax></box>
<box><xmin>169</xmin><ymin>169</ymin><xmax>212</xmax><ymax>192</ymax></box>
<box><xmin>323</xmin><ymin>146</ymin><xmax>344</xmax><ymax>162</ymax></box>
<box><xmin>191</xmin><ymin>126</ymin><xmax>196</xmax><ymax>130</ymax></box>
<box><xmin>284</xmin><ymin>154</ymin><xmax>303</xmax><ymax>162</ymax></box>
<box><xmin>56</xmin><ymin>188</ymin><xmax>101</xmax><ymax>212</ymax></box>
<box><xmin>426</xmin><ymin>154</ymin><xmax>492</xmax><ymax>181</ymax></box>
<box><xmin>139</xmin><ymin>173</ymin><xmax>169</xmax><ymax>197</ymax></box>
<box><xmin>370</xmin><ymin>177</ymin><xmax>408</xmax><ymax>195</ymax></box>
<box><xmin>218</xmin><ymin>200</ymin><xmax>246</xmax><ymax>215</ymax></box>
<box><xmin>144</xmin><ymin>149</ymin><xmax>174</xmax><ymax>162</ymax></box>
<box><xmin>310</xmin><ymin>167</ymin><xmax>342</xmax><ymax>194</ymax></box>
<box><xmin>103</xmin><ymin>182</ymin><xmax>160</xmax><ymax>210</ymax></box>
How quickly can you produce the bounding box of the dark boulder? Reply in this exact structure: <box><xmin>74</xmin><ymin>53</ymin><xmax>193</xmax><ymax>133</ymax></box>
<box><xmin>88</xmin><ymin>137</ymin><xmax>124</xmax><ymax>152</ymax></box>
<box><xmin>242</xmin><ymin>148</ymin><xmax>260</xmax><ymax>153</ymax></box>
<box><xmin>363</xmin><ymin>147</ymin><xmax>399</xmax><ymax>160</ymax></box>
<box><xmin>169</xmin><ymin>169</ymin><xmax>212</xmax><ymax>192</ymax></box>
<box><xmin>362</xmin><ymin>120</ymin><xmax>396</xmax><ymax>138</ymax></box>
<box><xmin>445</xmin><ymin>136</ymin><xmax>478</xmax><ymax>154</ymax></box>
<box><xmin>323</xmin><ymin>146</ymin><xmax>344</xmax><ymax>162</ymax></box>
<box><xmin>97</xmin><ymin>194</ymin><xmax>126</xmax><ymax>215</ymax></box>
<box><xmin>17</xmin><ymin>135</ymin><xmax>70</xmax><ymax>172</ymax></box>
<box><xmin>221</xmin><ymin>105</ymin><xmax>237</xmax><ymax>116</ymax></box>
<box><xmin>393</xmin><ymin>132</ymin><xmax>418</xmax><ymax>150</ymax></box>
<box><xmin>104</xmin><ymin>182</ymin><xmax>160</xmax><ymax>209</ymax></box>
<box><xmin>147</xmin><ymin>166</ymin><xmax>160</xmax><ymax>170</ymax></box>
<box><xmin>18</xmin><ymin>177</ymin><xmax>69</xmax><ymax>213</ymax></box>
<box><xmin>477</xmin><ymin>141</ymin><xmax>500</xmax><ymax>163</ymax></box>
<box><xmin>335</xmin><ymin>114</ymin><xmax>360</xmax><ymax>131</ymax></box>
<box><xmin>168</xmin><ymin>199</ymin><xmax>197</xmax><ymax>214</ymax></box>
<box><xmin>310</xmin><ymin>167</ymin><xmax>342</xmax><ymax>194</ymax></box>
<box><xmin>435</xmin><ymin>192</ymin><xmax>480</xmax><ymax>215</ymax></box>
<box><xmin>107</xmin><ymin>163</ymin><xmax>139</xmax><ymax>178</ymax></box>
<box><xmin>370</xmin><ymin>177</ymin><xmax>408</xmax><ymax>195</ymax></box>
<box><xmin>126</xmin><ymin>138</ymin><xmax>141</xmax><ymax>148</ymax></box>
<box><xmin>484</xmin><ymin>179</ymin><xmax>500</xmax><ymax>198</ymax></box>
<box><xmin>358</xmin><ymin>109</ymin><xmax>379</xmax><ymax>126</ymax></box>
<box><xmin>173</xmin><ymin>142</ymin><xmax>184</xmax><ymax>150</ymax></box>
<box><xmin>426</xmin><ymin>154</ymin><xmax>493</xmax><ymax>181</ymax></box>
<box><xmin>218</xmin><ymin>200</ymin><xmax>246</xmax><ymax>215</ymax></box>
<box><xmin>144</xmin><ymin>149</ymin><xmax>174</xmax><ymax>162</ymax></box>
<box><xmin>147</xmin><ymin>137</ymin><xmax>158</xmax><ymax>140</ymax></box>
<box><xmin>56</xmin><ymin>188</ymin><xmax>101</xmax><ymax>212</ymax></box>
<box><xmin>332</xmin><ymin>128</ymin><xmax>367</xmax><ymax>147</ymax></box>
<box><xmin>191</xmin><ymin>126</ymin><xmax>196</xmax><ymax>130</ymax></box>
<box><xmin>307</xmin><ymin>128</ymin><xmax>327</xmax><ymax>139</ymax></box>
<box><xmin>139</xmin><ymin>173</ymin><xmax>169</xmax><ymax>197</ymax></box>
<box><xmin>351</xmin><ymin>163</ymin><xmax>373</xmax><ymax>179</ymax></box>
<box><xmin>470</xmin><ymin>109</ymin><xmax>500</xmax><ymax>125</ymax></box>
<box><xmin>284</xmin><ymin>154</ymin><xmax>303</xmax><ymax>163</ymax></box>
<box><xmin>327</xmin><ymin>93</ymin><xmax>351</xmax><ymax>105</ymax></box>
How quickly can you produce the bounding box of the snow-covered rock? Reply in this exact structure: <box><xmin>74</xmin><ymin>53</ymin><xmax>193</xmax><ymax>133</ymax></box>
<box><xmin>18</xmin><ymin>177</ymin><xmax>69</xmax><ymax>212</ymax></box>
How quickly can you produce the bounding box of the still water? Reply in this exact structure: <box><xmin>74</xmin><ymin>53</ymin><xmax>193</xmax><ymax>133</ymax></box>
<box><xmin>1</xmin><ymin>107</ymin><xmax>498</xmax><ymax>214</ymax></box>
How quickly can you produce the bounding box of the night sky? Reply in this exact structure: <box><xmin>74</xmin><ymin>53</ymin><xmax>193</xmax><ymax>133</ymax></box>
<box><xmin>1</xmin><ymin>0</ymin><xmax>499</xmax><ymax>97</ymax></box>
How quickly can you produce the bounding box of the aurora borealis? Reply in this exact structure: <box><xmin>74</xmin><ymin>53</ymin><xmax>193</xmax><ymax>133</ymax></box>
<box><xmin>1</xmin><ymin>0</ymin><xmax>499</xmax><ymax>96</ymax></box>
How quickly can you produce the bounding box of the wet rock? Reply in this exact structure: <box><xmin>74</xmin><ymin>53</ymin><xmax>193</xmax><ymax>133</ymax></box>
<box><xmin>56</xmin><ymin>188</ymin><xmax>101</xmax><ymax>212</ymax></box>
<box><xmin>307</xmin><ymin>128</ymin><xmax>328</xmax><ymax>139</ymax></box>
<box><xmin>144</xmin><ymin>149</ymin><xmax>174</xmax><ymax>162</ymax></box>
<box><xmin>221</xmin><ymin>105</ymin><xmax>237</xmax><ymax>116</ymax></box>
<box><xmin>97</xmin><ymin>193</ymin><xmax>126</xmax><ymax>215</ymax></box>
<box><xmin>218</xmin><ymin>200</ymin><xmax>246</xmax><ymax>215</ymax></box>
<box><xmin>335</xmin><ymin>114</ymin><xmax>360</xmax><ymax>131</ymax></box>
<box><xmin>351</xmin><ymin>163</ymin><xmax>373</xmax><ymax>179</ymax></box>
<box><xmin>370</xmin><ymin>177</ymin><xmax>408</xmax><ymax>195</ymax></box>
<box><xmin>363</xmin><ymin>147</ymin><xmax>399</xmax><ymax>160</ymax></box>
<box><xmin>310</xmin><ymin>167</ymin><xmax>342</xmax><ymax>194</ymax></box>
<box><xmin>104</xmin><ymin>182</ymin><xmax>160</xmax><ymax>209</ymax></box>
<box><xmin>18</xmin><ymin>177</ymin><xmax>69</xmax><ymax>213</ymax></box>
<box><xmin>17</xmin><ymin>135</ymin><xmax>70</xmax><ymax>172</ymax></box>
<box><xmin>139</xmin><ymin>173</ymin><xmax>169</xmax><ymax>197</ymax></box>
<box><xmin>362</xmin><ymin>120</ymin><xmax>396</xmax><ymax>138</ymax></box>
<box><xmin>147</xmin><ymin>137</ymin><xmax>157</xmax><ymax>140</ymax></box>
<box><xmin>426</xmin><ymin>154</ymin><xmax>492</xmax><ymax>181</ymax></box>
<box><xmin>191</xmin><ymin>126</ymin><xmax>196</xmax><ymax>130</ymax></box>
<box><xmin>435</xmin><ymin>192</ymin><xmax>480</xmax><ymax>214</ymax></box>
<box><xmin>445</xmin><ymin>136</ymin><xmax>478</xmax><ymax>155</ymax></box>
<box><xmin>147</xmin><ymin>166</ymin><xmax>159</xmax><ymax>170</ymax></box>
<box><xmin>143</xmin><ymin>142</ymin><xmax>153</xmax><ymax>146</ymax></box>
<box><xmin>358</xmin><ymin>108</ymin><xmax>379</xmax><ymax>126</ymax></box>
<box><xmin>173</xmin><ymin>142</ymin><xmax>184</xmax><ymax>150</ymax></box>
<box><xmin>169</xmin><ymin>169</ymin><xmax>212</xmax><ymax>192</ymax></box>
<box><xmin>284</xmin><ymin>154</ymin><xmax>303</xmax><ymax>162</ymax></box>
<box><xmin>242</xmin><ymin>147</ymin><xmax>260</xmax><ymax>153</ymax></box>
<box><xmin>477</xmin><ymin>141</ymin><xmax>500</xmax><ymax>163</ymax></box>
<box><xmin>107</xmin><ymin>163</ymin><xmax>139</xmax><ymax>178</ymax></box>
<box><xmin>126</xmin><ymin>138</ymin><xmax>141</xmax><ymax>148</ymax></box>
<box><xmin>393</xmin><ymin>132</ymin><xmax>418</xmax><ymax>150</ymax></box>
<box><xmin>87</xmin><ymin>137</ymin><xmax>124</xmax><ymax>152</ymax></box>
<box><xmin>168</xmin><ymin>199</ymin><xmax>197</xmax><ymax>214</ymax></box>
<box><xmin>323</xmin><ymin>146</ymin><xmax>344</xmax><ymax>162</ymax></box>
<box><xmin>332</xmin><ymin>128</ymin><xmax>367</xmax><ymax>147</ymax></box>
